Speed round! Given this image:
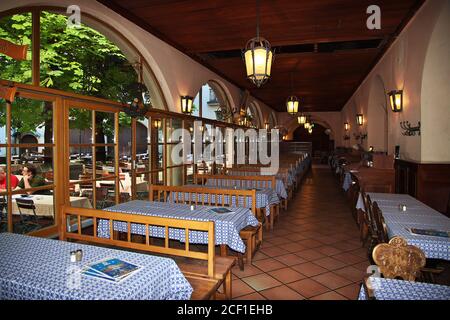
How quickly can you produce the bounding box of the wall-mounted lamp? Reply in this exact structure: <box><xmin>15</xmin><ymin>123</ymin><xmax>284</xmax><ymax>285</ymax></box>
<box><xmin>369</xmin><ymin>146</ymin><xmax>374</xmax><ymax>152</ymax></box>
<box><xmin>181</xmin><ymin>96</ymin><xmax>193</xmax><ymax>114</ymax></box>
<box><xmin>298</xmin><ymin>114</ymin><xmax>307</xmax><ymax>125</ymax></box>
<box><xmin>154</xmin><ymin>119</ymin><xmax>162</xmax><ymax>129</ymax></box>
<box><xmin>356</xmin><ymin>114</ymin><xmax>364</xmax><ymax>126</ymax></box>
<box><xmin>344</xmin><ymin>122</ymin><xmax>350</xmax><ymax>131</ymax></box>
<box><xmin>388</xmin><ymin>90</ymin><xmax>403</xmax><ymax>112</ymax></box>
<box><xmin>264</xmin><ymin>122</ymin><xmax>270</xmax><ymax>130</ymax></box>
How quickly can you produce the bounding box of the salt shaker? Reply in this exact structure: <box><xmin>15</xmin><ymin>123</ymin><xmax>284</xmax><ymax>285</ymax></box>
<box><xmin>398</xmin><ymin>204</ymin><xmax>407</xmax><ymax>212</ymax></box>
<box><xmin>70</xmin><ymin>251</ymin><xmax>77</xmax><ymax>263</ymax></box>
<box><xmin>190</xmin><ymin>204</ymin><xmax>195</xmax><ymax>211</ymax></box>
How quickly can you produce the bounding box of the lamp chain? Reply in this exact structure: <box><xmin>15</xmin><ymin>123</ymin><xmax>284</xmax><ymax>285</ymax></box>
<box><xmin>256</xmin><ymin>0</ymin><xmax>260</xmax><ymax>40</ymax></box>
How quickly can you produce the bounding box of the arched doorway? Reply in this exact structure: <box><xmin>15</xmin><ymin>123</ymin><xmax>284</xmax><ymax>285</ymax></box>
<box><xmin>293</xmin><ymin>123</ymin><xmax>333</xmax><ymax>156</ymax></box>
<box><xmin>19</xmin><ymin>134</ymin><xmax>38</xmax><ymax>155</ymax></box>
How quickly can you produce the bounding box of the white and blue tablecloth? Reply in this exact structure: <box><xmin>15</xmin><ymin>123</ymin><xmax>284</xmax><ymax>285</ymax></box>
<box><xmin>100</xmin><ymin>200</ymin><xmax>259</xmax><ymax>253</ymax></box>
<box><xmin>342</xmin><ymin>171</ymin><xmax>352</xmax><ymax>191</ymax></box>
<box><xmin>358</xmin><ymin>277</ymin><xmax>450</xmax><ymax>300</ymax></box>
<box><xmin>222</xmin><ymin>172</ymin><xmax>288</xmax><ymax>199</ymax></box>
<box><xmin>356</xmin><ymin>193</ymin><xmax>450</xmax><ymax>261</ymax></box>
<box><xmin>191</xmin><ymin>183</ymin><xmax>280</xmax><ymax>216</ymax></box>
<box><xmin>0</xmin><ymin>233</ymin><xmax>192</xmax><ymax>300</ymax></box>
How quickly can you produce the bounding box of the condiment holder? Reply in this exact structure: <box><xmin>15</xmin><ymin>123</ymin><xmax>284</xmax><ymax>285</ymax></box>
<box><xmin>190</xmin><ymin>204</ymin><xmax>196</xmax><ymax>211</ymax></box>
<box><xmin>70</xmin><ymin>249</ymin><xmax>83</xmax><ymax>262</ymax></box>
<box><xmin>398</xmin><ymin>204</ymin><xmax>407</xmax><ymax>212</ymax></box>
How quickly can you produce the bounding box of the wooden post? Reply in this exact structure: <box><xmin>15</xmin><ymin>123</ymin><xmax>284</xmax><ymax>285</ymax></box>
<box><xmin>32</xmin><ymin>9</ymin><xmax>40</xmax><ymax>86</ymax></box>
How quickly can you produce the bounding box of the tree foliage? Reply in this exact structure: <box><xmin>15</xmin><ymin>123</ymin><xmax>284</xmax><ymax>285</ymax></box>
<box><xmin>0</xmin><ymin>11</ymin><xmax>149</xmax><ymax>140</ymax></box>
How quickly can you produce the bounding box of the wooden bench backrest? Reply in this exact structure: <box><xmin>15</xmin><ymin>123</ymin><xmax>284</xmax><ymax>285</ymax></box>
<box><xmin>62</xmin><ymin>206</ymin><xmax>215</xmax><ymax>277</ymax></box>
<box><xmin>150</xmin><ymin>185</ymin><xmax>257</xmax><ymax>215</ymax></box>
<box><xmin>194</xmin><ymin>174</ymin><xmax>276</xmax><ymax>192</ymax></box>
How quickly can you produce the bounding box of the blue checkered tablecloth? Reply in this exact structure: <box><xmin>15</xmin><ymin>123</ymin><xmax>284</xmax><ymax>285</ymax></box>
<box><xmin>220</xmin><ymin>172</ymin><xmax>288</xmax><ymax>199</ymax></box>
<box><xmin>358</xmin><ymin>277</ymin><xmax>450</xmax><ymax>300</ymax></box>
<box><xmin>0</xmin><ymin>233</ymin><xmax>192</xmax><ymax>300</ymax></box>
<box><xmin>343</xmin><ymin>172</ymin><xmax>352</xmax><ymax>191</ymax></box>
<box><xmin>100</xmin><ymin>200</ymin><xmax>259</xmax><ymax>253</ymax></box>
<box><xmin>356</xmin><ymin>193</ymin><xmax>450</xmax><ymax>261</ymax></box>
<box><xmin>191</xmin><ymin>183</ymin><xmax>280</xmax><ymax>216</ymax></box>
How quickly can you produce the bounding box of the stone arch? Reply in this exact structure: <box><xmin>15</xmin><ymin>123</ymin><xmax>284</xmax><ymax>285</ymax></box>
<box><xmin>193</xmin><ymin>80</ymin><xmax>233</xmax><ymax>122</ymax></box>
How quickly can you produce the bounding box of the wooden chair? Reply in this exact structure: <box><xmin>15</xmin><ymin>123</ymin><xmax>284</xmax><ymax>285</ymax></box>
<box><xmin>372</xmin><ymin>236</ymin><xmax>426</xmax><ymax>281</ymax></box>
<box><xmin>363</xmin><ymin>236</ymin><xmax>427</xmax><ymax>299</ymax></box>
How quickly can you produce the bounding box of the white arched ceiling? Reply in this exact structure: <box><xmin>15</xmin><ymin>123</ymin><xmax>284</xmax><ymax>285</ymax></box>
<box><xmin>367</xmin><ymin>75</ymin><xmax>388</xmax><ymax>152</ymax></box>
<box><xmin>249</xmin><ymin>100</ymin><xmax>263</xmax><ymax>128</ymax></box>
<box><xmin>421</xmin><ymin>0</ymin><xmax>450</xmax><ymax>162</ymax></box>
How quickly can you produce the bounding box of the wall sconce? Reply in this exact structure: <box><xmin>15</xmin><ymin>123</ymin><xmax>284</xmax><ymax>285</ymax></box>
<box><xmin>181</xmin><ymin>96</ymin><xmax>193</xmax><ymax>114</ymax></box>
<box><xmin>388</xmin><ymin>90</ymin><xmax>403</xmax><ymax>112</ymax></box>
<box><xmin>154</xmin><ymin>119</ymin><xmax>161</xmax><ymax>129</ymax></box>
<box><xmin>356</xmin><ymin>114</ymin><xmax>364</xmax><ymax>126</ymax></box>
<box><xmin>369</xmin><ymin>146</ymin><xmax>374</xmax><ymax>152</ymax></box>
<box><xmin>353</xmin><ymin>132</ymin><xmax>368</xmax><ymax>141</ymax></box>
<box><xmin>298</xmin><ymin>114</ymin><xmax>307</xmax><ymax>125</ymax></box>
<box><xmin>344</xmin><ymin>122</ymin><xmax>350</xmax><ymax>131</ymax></box>
<box><xmin>264</xmin><ymin>122</ymin><xmax>269</xmax><ymax>130</ymax></box>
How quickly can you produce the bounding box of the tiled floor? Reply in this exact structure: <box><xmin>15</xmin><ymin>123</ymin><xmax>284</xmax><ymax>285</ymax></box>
<box><xmin>232</xmin><ymin>166</ymin><xmax>369</xmax><ymax>300</ymax></box>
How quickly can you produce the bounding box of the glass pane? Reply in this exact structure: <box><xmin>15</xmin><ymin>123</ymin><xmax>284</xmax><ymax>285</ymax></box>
<box><xmin>95</xmin><ymin>147</ymin><xmax>116</xmax><ymax>179</ymax></box>
<box><xmin>0</xmin><ymin>13</ymin><xmax>33</xmax><ymax>84</ymax></box>
<box><xmin>10</xmin><ymin>98</ymin><xmax>53</xmax><ymax>148</ymax></box>
<box><xmin>0</xmin><ymin>193</ymin><xmax>8</xmax><ymax>233</ymax></box>
<box><xmin>15</xmin><ymin>161</ymin><xmax>52</xmax><ymax>194</ymax></box>
<box><xmin>95</xmin><ymin>111</ymin><xmax>115</xmax><ymax>144</ymax></box>
<box><xmin>69</xmin><ymin>146</ymin><xmax>89</xmax><ymax>181</ymax></box>
<box><xmin>69</xmin><ymin>108</ymin><xmax>92</xmax><ymax>146</ymax></box>
<box><xmin>12</xmin><ymin>189</ymin><xmax>54</xmax><ymax>234</ymax></box>
<box><xmin>167</xmin><ymin>167</ymin><xmax>183</xmax><ymax>186</ymax></box>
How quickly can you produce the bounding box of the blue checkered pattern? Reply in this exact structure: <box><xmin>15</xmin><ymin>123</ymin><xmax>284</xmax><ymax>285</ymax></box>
<box><xmin>192</xmin><ymin>183</ymin><xmax>280</xmax><ymax>216</ymax></box>
<box><xmin>0</xmin><ymin>233</ymin><xmax>192</xmax><ymax>300</ymax></box>
<box><xmin>343</xmin><ymin>172</ymin><xmax>352</xmax><ymax>191</ymax></box>
<box><xmin>218</xmin><ymin>173</ymin><xmax>288</xmax><ymax>199</ymax></box>
<box><xmin>356</xmin><ymin>193</ymin><xmax>450</xmax><ymax>261</ymax></box>
<box><xmin>100</xmin><ymin>201</ymin><xmax>259</xmax><ymax>253</ymax></box>
<box><xmin>358</xmin><ymin>277</ymin><xmax>450</xmax><ymax>300</ymax></box>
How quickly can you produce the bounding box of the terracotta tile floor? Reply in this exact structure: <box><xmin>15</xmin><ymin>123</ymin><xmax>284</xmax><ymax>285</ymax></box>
<box><xmin>232</xmin><ymin>166</ymin><xmax>369</xmax><ymax>300</ymax></box>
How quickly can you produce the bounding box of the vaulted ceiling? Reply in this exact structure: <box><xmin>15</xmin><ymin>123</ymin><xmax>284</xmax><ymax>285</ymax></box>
<box><xmin>98</xmin><ymin>0</ymin><xmax>424</xmax><ymax>112</ymax></box>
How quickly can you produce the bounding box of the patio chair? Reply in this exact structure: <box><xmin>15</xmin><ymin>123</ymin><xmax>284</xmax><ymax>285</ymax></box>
<box><xmin>15</xmin><ymin>197</ymin><xmax>41</xmax><ymax>233</ymax></box>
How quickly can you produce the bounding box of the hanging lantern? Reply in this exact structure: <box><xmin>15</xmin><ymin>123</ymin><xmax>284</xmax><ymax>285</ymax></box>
<box><xmin>298</xmin><ymin>114</ymin><xmax>307</xmax><ymax>125</ymax></box>
<box><xmin>154</xmin><ymin>119</ymin><xmax>161</xmax><ymax>129</ymax></box>
<box><xmin>242</xmin><ymin>0</ymin><xmax>274</xmax><ymax>88</ymax></box>
<box><xmin>286</xmin><ymin>96</ymin><xmax>299</xmax><ymax>115</ymax></box>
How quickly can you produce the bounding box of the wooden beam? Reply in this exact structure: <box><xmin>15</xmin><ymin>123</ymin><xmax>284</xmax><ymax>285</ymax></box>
<box><xmin>32</xmin><ymin>9</ymin><xmax>41</xmax><ymax>86</ymax></box>
<box><xmin>0</xmin><ymin>39</ymin><xmax>28</xmax><ymax>60</ymax></box>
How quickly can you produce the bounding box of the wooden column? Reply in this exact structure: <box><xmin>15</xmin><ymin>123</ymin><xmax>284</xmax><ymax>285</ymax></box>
<box><xmin>32</xmin><ymin>9</ymin><xmax>40</xmax><ymax>86</ymax></box>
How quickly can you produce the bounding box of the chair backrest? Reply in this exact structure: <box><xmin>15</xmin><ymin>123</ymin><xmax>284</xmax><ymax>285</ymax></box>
<box><xmin>150</xmin><ymin>185</ymin><xmax>257</xmax><ymax>215</ymax></box>
<box><xmin>194</xmin><ymin>174</ymin><xmax>276</xmax><ymax>191</ymax></box>
<box><xmin>15</xmin><ymin>198</ymin><xmax>36</xmax><ymax>210</ymax></box>
<box><xmin>371</xmin><ymin>201</ymin><xmax>389</xmax><ymax>243</ymax></box>
<box><xmin>372</xmin><ymin>236</ymin><xmax>426</xmax><ymax>281</ymax></box>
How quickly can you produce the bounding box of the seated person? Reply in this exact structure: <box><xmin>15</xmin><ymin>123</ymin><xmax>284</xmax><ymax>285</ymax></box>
<box><xmin>18</xmin><ymin>164</ymin><xmax>47</xmax><ymax>194</ymax></box>
<box><xmin>0</xmin><ymin>167</ymin><xmax>19</xmax><ymax>190</ymax></box>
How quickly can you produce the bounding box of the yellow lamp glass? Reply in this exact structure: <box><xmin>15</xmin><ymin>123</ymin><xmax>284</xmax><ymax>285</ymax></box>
<box><xmin>181</xmin><ymin>96</ymin><xmax>193</xmax><ymax>114</ymax></box>
<box><xmin>298</xmin><ymin>114</ymin><xmax>307</xmax><ymax>125</ymax></box>
<box><xmin>356</xmin><ymin>114</ymin><xmax>364</xmax><ymax>126</ymax></box>
<box><xmin>245</xmin><ymin>47</ymin><xmax>272</xmax><ymax>81</ymax></box>
<box><xmin>154</xmin><ymin>119</ymin><xmax>161</xmax><ymax>129</ymax></box>
<box><xmin>389</xmin><ymin>90</ymin><xmax>403</xmax><ymax>112</ymax></box>
<box><xmin>344</xmin><ymin>122</ymin><xmax>350</xmax><ymax>131</ymax></box>
<box><xmin>286</xmin><ymin>97</ymin><xmax>299</xmax><ymax>115</ymax></box>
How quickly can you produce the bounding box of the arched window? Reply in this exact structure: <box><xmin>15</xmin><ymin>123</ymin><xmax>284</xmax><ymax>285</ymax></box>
<box><xmin>0</xmin><ymin>10</ymin><xmax>166</xmax><ymax>109</ymax></box>
<box><xmin>193</xmin><ymin>80</ymin><xmax>232</xmax><ymax>122</ymax></box>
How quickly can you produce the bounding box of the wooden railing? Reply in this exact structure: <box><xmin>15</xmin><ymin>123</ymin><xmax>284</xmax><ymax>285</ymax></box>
<box><xmin>61</xmin><ymin>206</ymin><xmax>215</xmax><ymax>278</ymax></box>
<box><xmin>149</xmin><ymin>185</ymin><xmax>257</xmax><ymax>216</ymax></box>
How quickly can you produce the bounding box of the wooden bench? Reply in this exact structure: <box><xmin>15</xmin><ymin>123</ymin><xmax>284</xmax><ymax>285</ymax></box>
<box><xmin>61</xmin><ymin>206</ymin><xmax>233</xmax><ymax>300</ymax></box>
<box><xmin>149</xmin><ymin>185</ymin><xmax>263</xmax><ymax>266</ymax></box>
<box><xmin>193</xmin><ymin>173</ymin><xmax>280</xmax><ymax>227</ymax></box>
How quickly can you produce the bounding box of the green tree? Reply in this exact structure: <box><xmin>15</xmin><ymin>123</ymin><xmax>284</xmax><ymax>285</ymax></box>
<box><xmin>0</xmin><ymin>11</ymin><xmax>149</xmax><ymax>161</ymax></box>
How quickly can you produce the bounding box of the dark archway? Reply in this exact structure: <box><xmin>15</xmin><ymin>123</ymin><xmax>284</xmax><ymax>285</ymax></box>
<box><xmin>293</xmin><ymin>123</ymin><xmax>334</xmax><ymax>156</ymax></box>
<box><xmin>19</xmin><ymin>134</ymin><xmax>38</xmax><ymax>155</ymax></box>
